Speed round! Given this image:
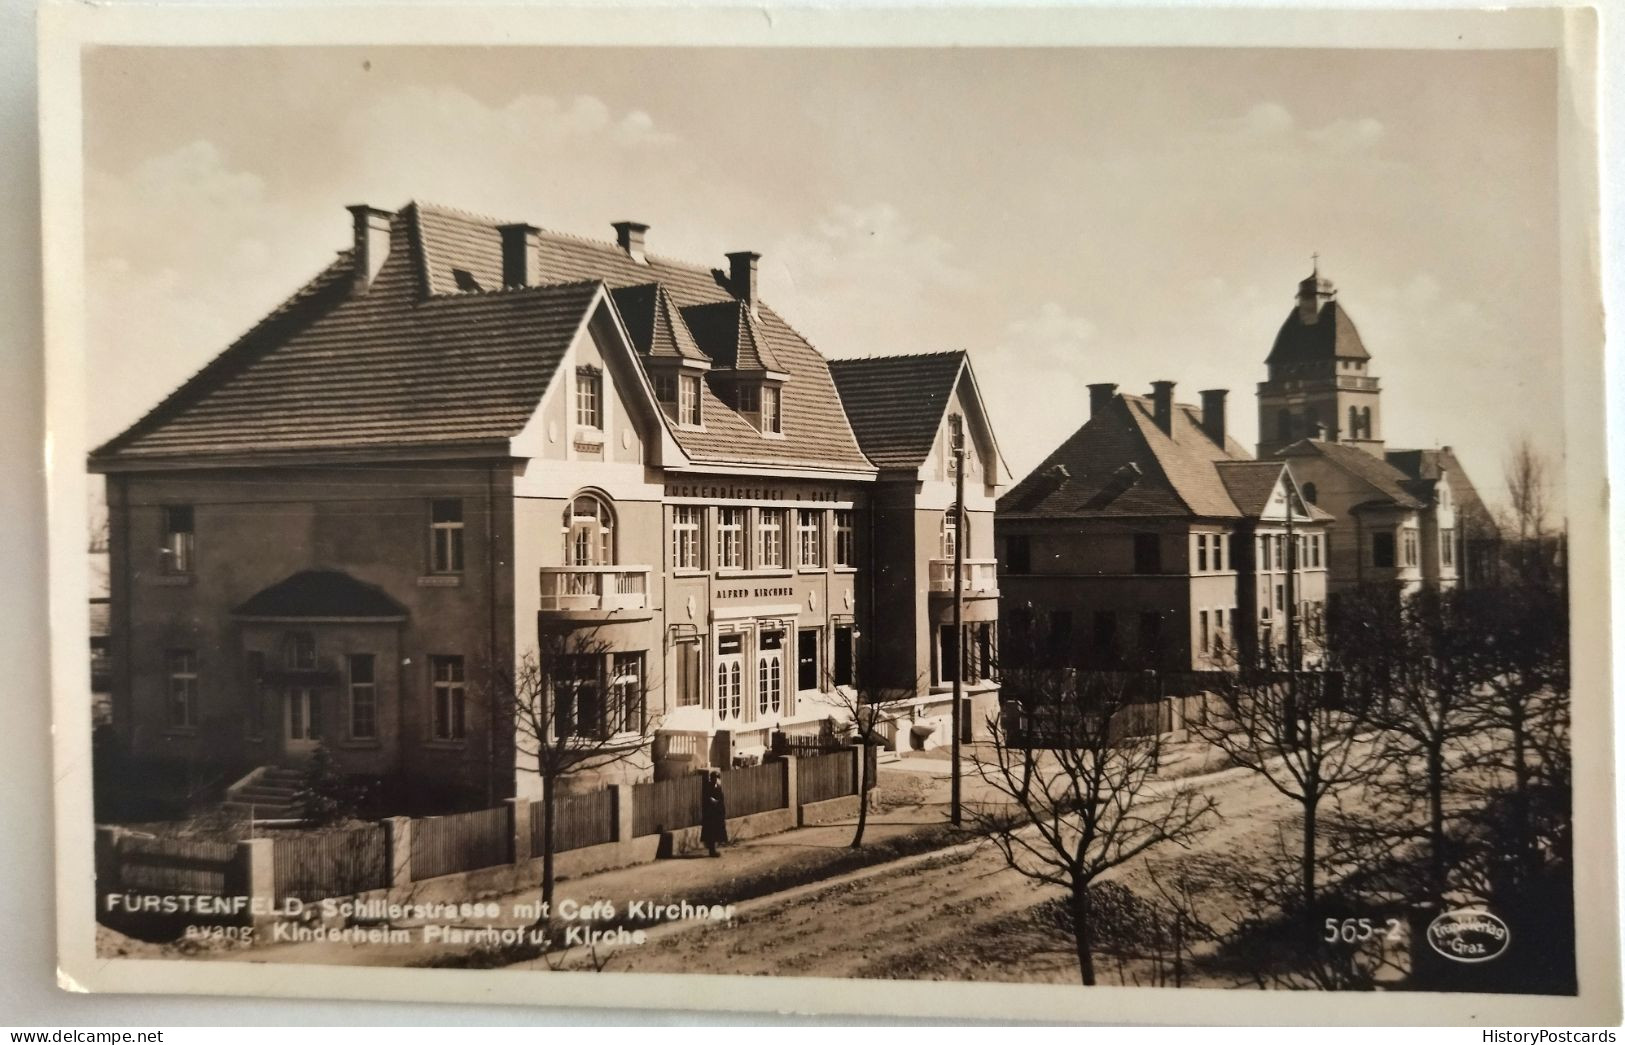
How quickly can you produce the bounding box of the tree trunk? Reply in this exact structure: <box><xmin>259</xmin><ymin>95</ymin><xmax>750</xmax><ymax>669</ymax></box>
<box><xmin>1427</xmin><ymin>742</ymin><xmax>1447</xmax><ymax>900</ymax></box>
<box><xmin>1510</xmin><ymin>702</ymin><xmax>1533</xmax><ymax>881</ymax></box>
<box><xmin>540</xmin><ymin>770</ymin><xmax>556</xmax><ymax>918</ymax></box>
<box><xmin>850</xmin><ymin>744</ymin><xmax>870</xmax><ymax>849</ymax></box>
<box><xmin>1072</xmin><ymin>884</ymin><xmax>1097</xmax><ymax>986</ymax></box>
<box><xmin>1301</xmin><ymin>796</ymin><xmax>1318</xmax><ymax>929</ymax></box>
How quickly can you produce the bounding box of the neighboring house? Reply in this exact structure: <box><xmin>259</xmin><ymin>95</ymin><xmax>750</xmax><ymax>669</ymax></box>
<box><xmin>89</xmin><ymin>201</ymin><xmax>1005</xmax><ymax>810</ymax></box>
<box><xmin>1256</xmin><ymin>266</ymin><xmax>1499</xmax><ymax>595</ymax></box>
<box><xmin>996</xmin><ymin>381</ymin><xmax>1332</xmax><ymax>687</ymax></box>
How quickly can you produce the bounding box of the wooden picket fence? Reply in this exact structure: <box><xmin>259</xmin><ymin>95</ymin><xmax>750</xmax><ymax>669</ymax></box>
<box><xmin>410</xmin><ymin>806</ymin><xmax>510</xmax><ymax>881</ymax></box>
<box><xmin>796</xmin><ymin>749</ymin><xmax>858</xmax><ymax>806</ymax></box>
<box><xmin>113</xmin><ymin>833</ymin><xmax>239</xmax><ymax>896</ymax></box>
<box><xmin>272</xmin><ymin>825</ymin><xmax>389</xmax><ymax>901</ymax></box>
<box><xmin>534</xmin><ymin>788</ymin><xmax>617</xmax><ymax>854</ymax></box>
<box><xmin>721</xmin><ymin>761</ymin><xmax>788</xmax><ymax>818</ymax></box>
<box><xmin>631</xmin><ymin>773</ymin><xmax>704</xmax><ymax>837</ymax></box>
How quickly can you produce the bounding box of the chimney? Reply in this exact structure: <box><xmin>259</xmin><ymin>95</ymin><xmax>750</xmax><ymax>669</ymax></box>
<box><xmin>1200</xmin><ymin>389</ymin><xmax>1228</xmax><ymax>446</ymax></box>
<box><xmin>613</xmin><ymin>221</ymin><xmax>649</xmax><ymax>264</ymax></box>
<box><xmin>1087</xmin><ymin>383</ymin><xmax>1118</xmax><ymax>419</ymax></box>
<box><xmin>727</xmin><ymin>251</ymin><xmax>761</xmax><ymax>316</ymax></box>
<box><xmin>346</xmin><ymin>205</ymin><xmax>394</xmax><ymax>292</ymax></box>
<box><xmin>498</xmin><ymin>223</ymin><xmax>541</xmax><ymax>288</ymax></box>
<box><xmin>1150</xmin><ymin>380</ymin><xmax>1176</xmax><ymax>435</ymax></box>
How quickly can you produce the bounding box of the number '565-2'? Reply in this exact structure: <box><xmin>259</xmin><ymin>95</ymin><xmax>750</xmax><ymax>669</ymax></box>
<box><xmin>1323</xmin><ymin>917</ymin><xmax>1402</xmax><ymax>943</ymax></box>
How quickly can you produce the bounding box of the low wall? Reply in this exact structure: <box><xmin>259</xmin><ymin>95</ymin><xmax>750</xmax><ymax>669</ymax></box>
<box><xmin>664</xmin><ymin>806</ymin><xmax>798</xmax><ymax>856</ymax></box>
<box><xmin>798</xmin><ymin>794</ymin><xmax>861</xmax><ymax>827</ymax></box>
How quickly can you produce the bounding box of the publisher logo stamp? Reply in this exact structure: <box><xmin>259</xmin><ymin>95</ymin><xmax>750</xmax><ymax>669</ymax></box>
<box><xmin>1426</xmin><ymin>909</ymin><xmax>1511</xmax><ymax>963</ymax></box>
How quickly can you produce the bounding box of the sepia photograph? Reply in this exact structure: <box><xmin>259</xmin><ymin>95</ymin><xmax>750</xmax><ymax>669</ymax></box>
<box><xmin>40</xmin><ymin>4</ymin><xmax>1615</xmax><ymax>1024</ymax></box>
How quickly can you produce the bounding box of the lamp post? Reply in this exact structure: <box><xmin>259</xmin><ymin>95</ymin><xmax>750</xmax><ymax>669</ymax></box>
<box><xmin>950</xmin><ymin>413</ymin><xmax>965</xmax><ymax>827</ymax></box>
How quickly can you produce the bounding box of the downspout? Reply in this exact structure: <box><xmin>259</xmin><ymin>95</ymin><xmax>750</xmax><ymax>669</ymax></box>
<box><xmin>487</xmin><ymin>462</ymin><xmax>499</xmax><ymax>807</ymax></box>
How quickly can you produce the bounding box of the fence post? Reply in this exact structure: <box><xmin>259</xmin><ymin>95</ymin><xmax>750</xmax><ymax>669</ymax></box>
<box><xmin>238</xmin><ymin>837</ymin><xmax>274</xmax><ymax>920</ymax></box>
<box><xmin>612</xmin><ymin>784</ymin><xmax>634</xmax><ymax>845</ymax></box>
<box><xmin>508</xmin><ymin>798</ymin><xmax>532</xmax><ymax>865</ymax></box>
<box><xmin>383</xmin><ymin>816</ymin><xmax>413</xmax><ymax>888</ymax></box>
<box><xmin>783</xmin><ymin>755</ymin><xmax>798</xmax><ymax>812</ymax></box>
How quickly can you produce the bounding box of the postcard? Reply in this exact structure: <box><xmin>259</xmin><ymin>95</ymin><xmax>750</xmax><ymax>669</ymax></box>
<box><xmin>41</xmin><ymin>3</ymin><xmax>1618</xmax><ymax>1024</ymax></box>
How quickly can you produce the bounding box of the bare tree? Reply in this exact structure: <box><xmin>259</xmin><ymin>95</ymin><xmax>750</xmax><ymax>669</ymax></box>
<box><xmin>1189</xmin><ymin>648</ymin><xmax>1381</xmax><ymax>931</ymax></box>
<box><xmin>1501</xmin><ymin>435</ymin><xmax>1563</xmax><ymax>588</ymax></box>
<box><xmin>484</xmin><ymin>627</ymin><xmax>660</xmax><ymax>917</ymax></box>
<box><xmin>808</xmin><ymin>668</ymin><xmax>925</xmax><ymax>848</ymax></box>
<box><xmin>1333</xmin><ymin>585</ymin><xmax>1479</xmax><ymax>900</ymax></box>
<box><xmin>968</xmin><ymin>668</ymin><xmax>1217</xmax><ymax>985</ymax></box>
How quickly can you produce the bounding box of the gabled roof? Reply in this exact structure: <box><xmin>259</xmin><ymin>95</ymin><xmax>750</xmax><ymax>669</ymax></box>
<box><xmin>827</xmin><ymin>352</ymin><xmax>966</xmax><ymax>471</ymax></box>
<box><xmin>999</xmin><ymin>393</ymin><xmax>1256</xmax><ymax>520</ymax></box>
<box><xmin>1215</xmin><ymin>461</ymin><xmax>1335</xmax><ymax>521</ymax></box>
<box><xmin>233</xmin><ymin>570</ymin><xmax>408</xmax><ymax>620</ymax></box>
<box><xmin>1386</xmin><ymin>448</ymin><xmax>1500</xmax><ymax>537</ymax></box>
<box><xmin>610</xmin><ymin>283</ymin><xmax>710</xmax><ymax>363</ymax></box>
<box><xmin>1266</xmin><ymin>300</ymin><xmax>1370</xmax><ymax>366</ymax></box>
<box><xmin>1276</xmin><ymin>439</ymin><xmax>1426</xmax><ymax>510</ymax></box>
<box><xmin>681</xmin><ymin>300</ymin><xmax>788</xmax><ymax>374</ymax></box>
<box><xmin>408</xmin><ymin>202</ymin><xmax>869</xmax><ymax>473</ymax></box>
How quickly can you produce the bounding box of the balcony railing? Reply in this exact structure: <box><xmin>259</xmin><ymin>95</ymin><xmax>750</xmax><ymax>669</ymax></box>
<box><xmin>539</xmin><ymin>565</ymin><xmax>651</xmax><ymax>613</ymax></box>
<box><xmin>928</xmin><ymin>558</ymin><xmax>999</xmax><ymax>596</ymax></box>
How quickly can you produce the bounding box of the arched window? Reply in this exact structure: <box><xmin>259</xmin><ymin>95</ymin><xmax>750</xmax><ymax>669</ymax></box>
<box><xmin>941</xmin><ymin>509</ymin><xmax>968</xmax><ymax>560</ymax></box>
<box><xmin>1348</xmin><ymin>406</ymin><xmax>1360</xmax><ymax>440</ymax></box>
<box><xmin>1361</xmin><ymin>407</ymin><xmax>1372</xmax><ymax>439</ymax></box>
<box><xmin>1277</xmin><ymin>409</ymin><xmax>1293</xmax><ymax>442</ymax></box>
<box><xmin>563</xmin><ymin>492</ymin><xmax>615</xmax><ymax>566</ymax></box>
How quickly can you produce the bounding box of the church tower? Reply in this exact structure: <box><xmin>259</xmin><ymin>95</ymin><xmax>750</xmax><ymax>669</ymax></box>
<box><xmin>1255</xmin><ymin>261</ymin><xmax>1384</xmax><ymax>459</ymax></box>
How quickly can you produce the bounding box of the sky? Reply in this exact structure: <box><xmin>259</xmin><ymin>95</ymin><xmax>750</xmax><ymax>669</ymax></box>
<box><xmin>81</xmin><ymin>45</ymin><xmax>1564</xmax><ymax>514</ymax></box>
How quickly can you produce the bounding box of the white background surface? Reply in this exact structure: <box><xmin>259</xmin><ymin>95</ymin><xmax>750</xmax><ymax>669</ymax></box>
<box><xmin>1</xmin><ymin>0</ymin><xmax>1618</xmax><ymax>1027</ymax></box>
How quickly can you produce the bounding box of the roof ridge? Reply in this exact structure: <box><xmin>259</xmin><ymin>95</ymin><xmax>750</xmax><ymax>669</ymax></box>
<box><xmin>828</xmin><ymin>349</ymin><xmax>966</xmax><ymax>363</ymax></box>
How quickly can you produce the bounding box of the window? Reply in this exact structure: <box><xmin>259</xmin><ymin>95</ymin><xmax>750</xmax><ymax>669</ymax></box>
<box><xmin>1402</xmin><ymin>528</ymin><xmax>1420</xmax><ymax>568</ymax></box>
<box><xmin>796</xmin><ymin>510</ymin><xmax>824</xmax><ymax>568</ymax></box>
<box><xmin>565</xmin><ymin>493</ymin><xmax>615</xmax><ymax>566</ymax></box>
<box><xmin>716</xmin><ymin>634</ymin><xmax>744</xmax><ymax>720</ymax></box>
<box><xmin>1303</xmin><ymin>482</ymin><xmax>1318</xmax><ymax>504</ymax></box>
<box><xmin>653</xmin><ymin>372</ymin><xmax>676</xmax><ymax>407</ymax></box>
<box><xmin>716</xmin><ymin>507</ymin><xmax>746</xmax><ymax>571</ymax></box>
<box><xmin>833</xmin><ymin>510</ymin><xmax>855</xmax><ymax>568</ymax></box>
<box><xmin>797</xmin><ymin>629</ymin><xmax>820</xmax><ymax>691</ymax></box>
<box><xmin>833</xmin><ymin>625</ymin><xmax>854</xmax><ymax>687</ymax></box>
<box><xmin>1311</xmin><ymin>534</ymin><xmax>1322</xmax><ymax>568</ymax></box>
<box><xmin>431</xmin><ymin>655</ymin><xmax>465</xmax><ymax>741</ymax></box>
<box><xmin>1214</xmin><ymin>609</ymin><xmax>1227</xmax><ymax>652</ymax></box>
<box><xmin>938</xmin><ymin>625</ymin><xmax>959</xmax><ymax>684</ymax></box>
<box><xmin>761</xmin><ymin>385</ymin><xmax>782</xmax><ymax>434</ymax></box>
<box><xmin>557</xmin><ymin>655</ymin><xmax>602</xmax><ymax>738</ymax></box>
<box><xmin>1259</xmin><ymin>535</ymin><xmax>1272</xmax><ymax>571</ymax></box>
<box><xmin>1005</xmin><ymin>534</ymin><xmax>1032</xmax><ymax>574</ymax></box>
<box><xmin>674</xmin><ymin>640</ymin><xmax>701</xmax><ymax>707</ymax></box>
<box><xmin>610</xmin><ymin>653</ymin><xmax>645</xmax><ymax>735</ymax></box>
<box><xmin>969</xmin><ymin>622</ymin><xmax>994</xmax><ymax>684</ymax></box>
<box><xmin>1441</xmin><ymin>528</ymin><xmax>1455</xmax><ymax>568</ymax></box>
<box><xmin>1196</xmin><ymin>534</ymin><xmax>1209</xmax><ymax>572</ymax></box>
<box><xmin>1348</xmin><ymin>406</ymin><xmax>1360</xmax><ymax>440</ymax></box>
<box><xmin>1199</xmin><ymin>610</ymin><xmax>1210</xmax><ymax>653</ymax></box>
<box><xmin>757</xmin><ymin>632</ymin><xmax>783</xmax><ymax>716</ymax></box>
<box><xmin>734</xmin><ymin>383</ymin><xmax>759</xmax><ymax>414</ymax></box>
<box><xmin>430</xmin><ymin>499</ymin><xmax>465</xmax><ymax>573</ymax></box>
<box><xmin>244</xmin><ymin>651</ymin><xmax>266</xmax><ymax>739</ymax></box>
<box><xmin>1133</xmin><ymin>533</ymin><xmax>1161</xmax><ymax>574</ymax></box>
<box><xmin>678</xmin><ymin>374</ymin><xmax>701</xmax><ymax>426</ymax></box>
<box><xmin>756</xmin><ymin>508</ymin><xmax>786</xmax><ymax>569</ymax></box>
<box><xmin>1274</xmin><ymin>535</ymin><xmax>1286</xmax><ymax>568</ymax></box>
<box><xmin>941</xmin><ymin>510</ymin><xmax>962</xmax><ymax>560</ymax></box>
<box><xmin>1275</xmin><ymin>584</ymin><xmax>1285</xmax><ymax>611</ymax></box>
<box><xmin>286</xmin><ymin>631</ymin><xmax>316</xmax><ymax>671</ymax></box>
<box><xmin>348</xmin><ymin>654</ymin><xmax>377</xmax><ymax>740</ymax></box>
<box><xmin>671</xmin><ymin>506</ymin><xmax>702</xmax><ymax>570</ymax></box>
<box><xmin>162</xmin><ymin>506</ymin><xmax>195</xmax><ymax>574</ymax></box>
<box><xmin>1214</xmin><ymin>533</ymin><xmax>1226</xmax><ymax>572</ymax></box>
<box><xmin>166</xmin><ymin>649</ymin><xmax>197</xmax><ymax>728</ymax></box>
<box><xmin>575</xmin><ymin>366</ymin><xmax>602</xmax><ymax>429</ymax></box>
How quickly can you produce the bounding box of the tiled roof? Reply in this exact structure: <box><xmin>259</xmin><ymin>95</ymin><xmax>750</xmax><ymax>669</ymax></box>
<box><xmin>233</xmin><ymin>570</ymin><xmax>408</xmax><ymax>619</ymax></box>
<box><xmin>1215</xmin><ymin>461</ymin><xmax>1337</xmax><ymax>522</ymax></box>
<box><xmin>1266</xmin><ymin>300</ymin><xmax>1370</xmax><ymax>366</ymax></box>
<box><xmin>999</xmin><ymin>393</ymin><xmax>1256</xmax><ymax>520</ymax></box>
<box><xmin>92</xmin><ymin>201</ymin><xmax>874</xmax><ymax>473</ymax></box>
<box><xmin>1277</xmin><ymin>439</ymin><xmax>1426</xmax><ymax>510</ymax></box>
<box><xmin>409</xmin><ymin>203</ymin><xmax>870</xmax><ymax>473</ymax></box>
<box><xmin>681</xmin><ymin>300</ymin><xmax>787</xmax><ymax>374</ymax></box>
<box><xmin>611</xmin><ymin>283</ymin><xmax>709</xmax><ymax>363</ymax></box>
<box><xmin>91</xmin><ymin>210</ymin><xmax>602</xmax><ymax>459</ymax></box>
<box><xmin>1386</xmin><ymin>448</ymin><xmax>1500</xmax><ymax>537</ymax></box>
<box><xmin>827</xmin><ymin>352</ymin><xmax>965</xmax><ymax>470</ymax></box>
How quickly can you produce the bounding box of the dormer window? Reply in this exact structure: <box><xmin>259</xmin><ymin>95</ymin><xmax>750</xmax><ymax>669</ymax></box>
<box><xmin>734</xmin><ymin>384</ymin><xmax>759</xmax><ymax>414</ymax></box>
<box><xmin>678</xmin><ymin>374</ymin><xmax>701</xmax><ymax>427</ymax></box>
<box><xmin>576</xmin><ymin>366</ymin><xmax>603</xmax><ymax>429</ymax></box>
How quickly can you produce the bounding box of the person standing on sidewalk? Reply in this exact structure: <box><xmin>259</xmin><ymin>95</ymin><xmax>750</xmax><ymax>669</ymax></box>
<box><xmin>701</xmin><ymin>769</ymin><xmax>728</xmax><ymax>857</ymax></box>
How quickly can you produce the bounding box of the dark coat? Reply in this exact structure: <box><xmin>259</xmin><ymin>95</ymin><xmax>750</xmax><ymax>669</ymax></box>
<box><xmin>700</xmin><ymin>777</ymin><xmax>728</xmax><ymax>845</ymax></box>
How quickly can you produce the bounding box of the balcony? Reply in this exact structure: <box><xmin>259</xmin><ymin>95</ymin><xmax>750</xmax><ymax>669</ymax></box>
<box><xmin>539</xmin><ymin>565</ymin><xmax>652</xmax><ymax>620</ymax></box>
<box><xmin>928</xmin><ymin>558</ymin><xmax>999</xmax><ymax>597</ymax></box>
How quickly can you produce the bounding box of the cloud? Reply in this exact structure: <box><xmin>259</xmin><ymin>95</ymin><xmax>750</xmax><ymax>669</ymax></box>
<box><xmin>969</xmin><ymin>302</ymin><xmax>1104</xmax><ymax>480</ymax></box>
<box><xmin>1307</xmin><ymin>116</ymin><xmax>1385</xmax><ymax>154</ymax></box>
<box><xmin>1206</xmin><ymin>102</ymin><xmax>1384</xmax><ymax>156</ymax></box>
<box><xmin>761</xmin><ymin>202</ymin><xmax>970</xmax><ymax>355</ymax></box>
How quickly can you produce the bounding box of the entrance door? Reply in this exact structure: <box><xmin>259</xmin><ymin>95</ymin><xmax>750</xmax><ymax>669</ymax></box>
<box><xmin>757</xmin><ymin>631</ymin><xmax>784</xmax><ymax>719</ymax></box>
<box><xmin>715</xmin><ymin>634</ymin><xmax>744</xmax><ymax>723</ymax></box>
<box><xmin>285</xmin><ymin>685</ymin><xmax>322</xmax><ymax>756</ymax></box>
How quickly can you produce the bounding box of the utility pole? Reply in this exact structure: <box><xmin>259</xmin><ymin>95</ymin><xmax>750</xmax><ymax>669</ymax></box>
<box><xmin>1285</xmin><ymin>478</ymin><xmax>1301</xmax><ymax>748</ymax></box>
<box><xmin>950</xmin><ymin>412</ymin><xmax>965</xmax><ymax>827</ymax></box>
